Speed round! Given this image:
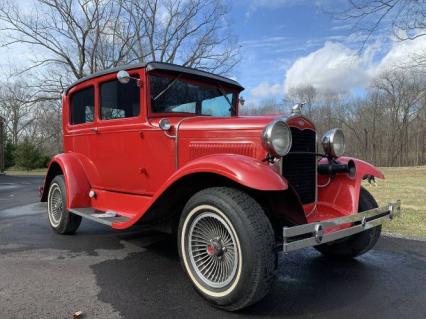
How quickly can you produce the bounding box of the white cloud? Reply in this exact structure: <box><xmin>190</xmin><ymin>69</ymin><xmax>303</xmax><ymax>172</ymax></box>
<box><xmin>284</xmin><ymin>41</ymin><xmax>370</xmax><ymax>94</ymax></box>
<box><xmin>250</xmin><ymin>81</ymin><xmax>283</xmax><ymax>97</ymax></box>
<box><xmin>284</xmin><ymin>37</ymin><xmax>426</xmax><ymax>95</ymax></box>
<box><xmin>372</xmin><ymin>37</ymin><xmax>426</xmax><ymax>75</ymax></box>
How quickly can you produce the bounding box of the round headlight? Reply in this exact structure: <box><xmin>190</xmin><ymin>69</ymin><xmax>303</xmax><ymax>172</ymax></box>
<box><xmin>262</xmin><ymin>120</ymin><xmax>292</xmax><ymax>156</ymax></box>
<box><xmin>321</xmin><ymin>128</ymin><xmax>345</xmax><ymax>158</ymax></box>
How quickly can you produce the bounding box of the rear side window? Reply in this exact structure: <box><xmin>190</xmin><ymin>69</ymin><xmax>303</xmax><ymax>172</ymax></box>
<box><xmin>70</xmin><ymin>87</ymin><xmax>95</xmax><ymax>125</ymax></box>
<box><xmin>100</xmin><ymin>78</ymin><xmax>140</xmax><ymax>120</ymax></box>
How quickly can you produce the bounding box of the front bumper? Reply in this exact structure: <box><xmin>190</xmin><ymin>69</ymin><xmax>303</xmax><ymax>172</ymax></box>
<box><xmin>282</xmin><ymin>201</ymin><xmax>401</xmax><ymax>253</ymax></box>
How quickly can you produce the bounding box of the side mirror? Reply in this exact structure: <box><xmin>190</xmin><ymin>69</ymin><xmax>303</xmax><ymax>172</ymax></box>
<box><xmin>117</xmin><ymin>70</ymin><xmax>131</xmax><ymax>84</ymax></box>
<box><xmin>239</xmin><ymin>96</ymin><xmax>245</xmax><ymax>106</ymax></box>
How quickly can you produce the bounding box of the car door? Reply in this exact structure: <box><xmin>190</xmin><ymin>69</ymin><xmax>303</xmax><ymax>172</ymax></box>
<box><xmin>90</xmin><ymin>72</ymin><xmax>149</xmax><ymax>194</ymax></box>
<box><xmin>64</xmin><ymin>85</ymin><xmax>102</xmax><ymax>186</ymax></box>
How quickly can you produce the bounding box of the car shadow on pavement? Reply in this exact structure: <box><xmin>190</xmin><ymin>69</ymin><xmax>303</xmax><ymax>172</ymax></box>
<box><xmin>91</xmin><ymin>234</ymin><xmax>388</xmax><ymax>319</ymax></box>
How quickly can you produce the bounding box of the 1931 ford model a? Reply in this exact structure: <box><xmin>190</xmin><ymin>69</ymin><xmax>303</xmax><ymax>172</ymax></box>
<box><xmin>40</xmin><ymin>62</ymin><xmax>400</xmax><ymax>311</ymax></box>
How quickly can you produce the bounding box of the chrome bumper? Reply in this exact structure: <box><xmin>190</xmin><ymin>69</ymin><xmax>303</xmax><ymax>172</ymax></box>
<box><xmin>282</xmin><ymin>201</ymin><xmax>401</xmax><ymax>253</ymax></box>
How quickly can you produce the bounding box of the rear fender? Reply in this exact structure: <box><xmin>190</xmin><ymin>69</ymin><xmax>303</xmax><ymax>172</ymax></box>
<box><xmin>40</xmin><ymin>153</ymin><xmax>91</xmax><ymax>208</ymax></box>
<box><xmin>314</xmin><ymin>156</ymin><xmax>384</xmax><ymax>223</ymax></box>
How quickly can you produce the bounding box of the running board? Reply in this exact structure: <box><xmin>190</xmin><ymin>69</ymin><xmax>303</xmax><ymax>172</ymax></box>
<box><xmin>68</xmin><ymin>208</ymin><xmax>130</xmax><ymax>226</ymax></box>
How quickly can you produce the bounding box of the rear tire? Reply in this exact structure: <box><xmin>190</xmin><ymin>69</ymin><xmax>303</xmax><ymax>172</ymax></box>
<box><xmin>47</xmin><ymin>175</ymin><xmax>81</xmax><ymax>235</ymax></box>
<box><xmin>178</xmin><ymin>187</ymin><xmax>276</xmax><ymax>311</ymax></box>
<box><xmin>315</xmin><ymin>187</ymin><xmax>381</xmax><ymax>259</ymax></box>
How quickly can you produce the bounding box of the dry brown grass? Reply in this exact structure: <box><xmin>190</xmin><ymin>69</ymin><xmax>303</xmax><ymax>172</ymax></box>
<box><xmin>362</xmin><ymin>166</ymin><xmax>426</xmax><ymax>238</ymax></box>
<box><xmin>4</xmin><ymin>168</ymin><xmax>47</xmax><ymax>176</ymax></box>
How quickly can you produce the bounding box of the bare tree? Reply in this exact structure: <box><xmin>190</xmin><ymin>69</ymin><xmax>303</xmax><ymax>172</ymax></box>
<box><xmin>333</xmin><ymin>0</ymin><xmax>426</xmax><ymax>42</ymax></box>
<box><xmin>30</xmin><ymin>100</ymin><xmax>63</xmax><ymax>155</ymax></box>
<box><xmin>0</xmin><ymin>0</ymin><xmax>239</xmax><ymax>97</ymax></box>
<box><xmin>0</xmin><ymin>82</ymin><xmax>37</xmax><ymax>145</ymax></box>
<box><xmin>122</xmin><ymin>0</ymin><xmax>239</xmax><ymax>74</ymax></box>
<box><xmin>371</xmin><ymin>69</ymin><xmax>423</xmax><ymax>165</ymax></box>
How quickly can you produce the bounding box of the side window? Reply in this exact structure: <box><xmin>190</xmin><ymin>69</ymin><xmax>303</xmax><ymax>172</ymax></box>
<box><xmin>100</xmin><ymin>78</ymin><xmax>140</xmax><ymax>120</ymax></box>
<box><xmin>70</xmin><ymin>87</ymin><xmax>94</xmax><ymax>125</ymax></box>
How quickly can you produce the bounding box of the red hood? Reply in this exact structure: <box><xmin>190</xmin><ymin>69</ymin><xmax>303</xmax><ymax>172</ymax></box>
<box><xmin>175</xmin><ymin>114</ymin><xmax>316</xmax><ymax>163</ymax></box>
<box><xmin>177</xmin><ymin>114</ymin><xmax>315</xmax><ymax>132</ymax></box>
<box><xmin>178</xmin><ymin>115</ymin><xmax>279</xmax><ymax>131</ymax></box>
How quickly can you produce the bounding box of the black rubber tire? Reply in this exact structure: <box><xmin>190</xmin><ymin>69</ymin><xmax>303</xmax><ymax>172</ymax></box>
<box><xmin>47</xmin><ymin>175</ymin><xmax>82</xmax><ymax>235</ymax></box>
<box><xmin>178</xmin><ymin>187</ymin><xmax>276</xmax><ymax>311</ymax></box>
<box><xmin>315</xmin><ymin>187</ymin><xmax>382</xmax><ymax>259</ymax></box>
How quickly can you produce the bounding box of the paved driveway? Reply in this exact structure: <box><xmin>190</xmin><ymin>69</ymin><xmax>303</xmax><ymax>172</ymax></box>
<box><xmin>0</xmin><ymin>175</ymin><xmax>425</xmax><ymax>318</ymax></box>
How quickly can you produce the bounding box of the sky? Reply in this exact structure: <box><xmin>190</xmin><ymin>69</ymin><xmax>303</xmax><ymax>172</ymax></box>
<box><xmin>227</xmin><ymin>0</ymin><xmax>426</xmax><ymax>105</ymax></box>
<box><xmin>0</xmin><ymin>0</ymin><xmax>425</xmax><ymax>106</ymax></box>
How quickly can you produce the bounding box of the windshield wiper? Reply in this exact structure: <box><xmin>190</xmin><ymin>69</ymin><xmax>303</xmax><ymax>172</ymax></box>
<box><xmin>216</xmin><ymin>82</ymin><xmax>234</xmax><ymax>113</ymax></box>
<box><xmin>153</xmin><ymin>73</ymin><xmax>183</xmax><ymax>101</ymax></box>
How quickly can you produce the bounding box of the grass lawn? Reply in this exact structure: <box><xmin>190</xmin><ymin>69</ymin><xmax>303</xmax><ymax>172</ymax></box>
<box><xmin>362</xmin><ymin>166</ymin><xmax>426</xmax><ymax>239</ymax></box>
<box><xmin>4</xmin><ymin>168</ymin><xmax>47</xmax><ymax>176</ymax></box>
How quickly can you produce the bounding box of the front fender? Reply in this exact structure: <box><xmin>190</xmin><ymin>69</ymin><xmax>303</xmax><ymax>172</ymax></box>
<box><xmin>338</xmin><ymin>156</ymin><xmax>384</xmax><ymax>180</ymax></box>
<box><xmin>113</xmin><ymin>154</ymin><xmax>289</xmax><ymax>230</ymax></box>
<box><xmin>40</xmin><ymin>153</ymin><xmax>91</xmax><ymax>208</ymax></box>
<box><xmin>166</xmin><ymin>154</ymin><xmax>288</xmax><ymax>191</ymax></box>
<box><xmin>313</xmin><ymin>156</ymin><xmax>384</xmax><ymax>223</ymax></box>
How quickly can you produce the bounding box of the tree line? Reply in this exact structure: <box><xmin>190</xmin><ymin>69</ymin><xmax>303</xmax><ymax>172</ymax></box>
<box><xmin>242</xmin><ymin>66</ymin><xmax>426</xmax><ymax>167</ymax></box>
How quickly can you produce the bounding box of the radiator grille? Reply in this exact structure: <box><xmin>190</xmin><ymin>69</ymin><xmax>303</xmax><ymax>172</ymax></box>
<box><xmin>282</xmin><ymin>127</ymin><xmax>316</xmax><ymax>204</ymax></box>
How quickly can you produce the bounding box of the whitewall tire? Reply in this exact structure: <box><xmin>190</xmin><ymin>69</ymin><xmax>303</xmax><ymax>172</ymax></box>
<box><xmin>47</xmin><ymin>175</ymin><xmax>81</xmax><ymax>235</ymax></box>
<box><xmin>178</xmin><ymin>187</ymin><xmax>276</xmax><ymax>311</ymax></box>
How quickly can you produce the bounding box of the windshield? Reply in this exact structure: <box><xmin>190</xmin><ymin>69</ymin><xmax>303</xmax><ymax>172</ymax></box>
<box><xmin>149</xmin><ymin>74</ymin><xmax>236</xmax><ymax>116</ymax></box>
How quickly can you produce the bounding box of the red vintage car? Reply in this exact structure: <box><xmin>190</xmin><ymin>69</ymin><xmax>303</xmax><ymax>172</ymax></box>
<box><xmin>40</xmin><ymin>62</ymin><xmax>400</xmax><ymax>311</ymax></box>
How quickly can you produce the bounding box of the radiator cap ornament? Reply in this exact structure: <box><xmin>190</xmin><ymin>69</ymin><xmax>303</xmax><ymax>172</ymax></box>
<box><xmin>291</xmin><ymin>102</ymin><xmax>305</xmax><ymax>115</ymax></box>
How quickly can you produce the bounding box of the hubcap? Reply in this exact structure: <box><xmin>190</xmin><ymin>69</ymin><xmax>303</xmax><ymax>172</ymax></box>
<box><xmin>188</xmin><ymin>212</ymin><xmax>239</xmax><ymax>289</ymax></box>
<box><xmin>48</xmin><ymin>184</ymin><xmax>63</xmax><ymax>227</ymax></box>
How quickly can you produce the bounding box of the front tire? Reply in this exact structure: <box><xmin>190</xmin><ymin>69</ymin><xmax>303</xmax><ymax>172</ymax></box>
<box><xmin>315</xmin><ymin>187</ymin><xmax>382</xmax><ymax>259</ymax></box>
<box><xmin>178</xmin><ymin>187</ymin><xmax>276</xmax><ymax>311</ymax></box>
<box><xmin>47</xmin><ymin>175</ymin><xmax>82</xmax><ymax>235</ymax></box>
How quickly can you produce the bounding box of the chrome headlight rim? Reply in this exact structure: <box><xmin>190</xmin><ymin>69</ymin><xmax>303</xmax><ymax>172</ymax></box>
<box><xmin>321</xmin><ymin>128</ymin><xmax>345</xmax><ymax>158</ymax></box>
<box><xmin>262</xmin><ymin>120</ymin><xmax>292</xmax><ymax>157</ymax></box>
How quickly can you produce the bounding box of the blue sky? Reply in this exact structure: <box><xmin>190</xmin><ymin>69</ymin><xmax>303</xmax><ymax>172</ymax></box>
<box><xmin>0</xmin><ymin>0</ymin><xmax>424</xmax><ymax>105</ymax></box>
<box><xmin>230</xmin><ymin>0</ymin><xmax>333</xmax><ymax>85</ymax></box>
<box><xmin>227</xmin><ymin>0</ymin><xmax>426</xmax><ymax>104</ymax></box>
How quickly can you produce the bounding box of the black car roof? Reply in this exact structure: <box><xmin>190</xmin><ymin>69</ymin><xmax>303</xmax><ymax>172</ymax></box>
<box><xmin>65</xmin><ymin>62</ymin><xmax>244</xmax><ymax>93</ymax></box>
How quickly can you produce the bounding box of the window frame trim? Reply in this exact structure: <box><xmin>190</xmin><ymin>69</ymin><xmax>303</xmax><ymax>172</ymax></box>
<box><xmin>147</xmin><ymin>71</ymin><xmax>239</xmax><ymax>118</ymax></box>
<box><xmin>68</xmin><ymin>84</ymin><xmax>96</xmax><ymax>127</ymax></box>
<box><xmin>97</xmin><ymin>71</ymin><xmax>143</xmax><ymax>124</ymax></box>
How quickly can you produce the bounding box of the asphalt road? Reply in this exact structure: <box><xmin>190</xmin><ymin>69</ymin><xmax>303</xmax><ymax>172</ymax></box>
<box><xmin>0</xmin><ymin>175</ymin><xmax>425</xmax><ymax>319</ymax></box>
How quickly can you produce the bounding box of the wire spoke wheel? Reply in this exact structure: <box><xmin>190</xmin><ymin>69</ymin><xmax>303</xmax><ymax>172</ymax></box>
<box><xmin>188</xmin><ymin>211</ymin><xmax>239</xmax><ymax>289</ymax></box>
<box><xmin>179</xmin><ymin>188</ymin><xmax>276</xmax><ymax>310</ymax></box>
<box><xmin>48</xmin><ymin>183</ymin><xmax>63</xmax><ymax>227</ymax></box>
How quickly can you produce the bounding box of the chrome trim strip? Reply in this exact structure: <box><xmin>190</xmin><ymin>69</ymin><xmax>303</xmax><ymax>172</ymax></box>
<box><xmin>282</xmin><ymin>200</ymin><xmax>401</xmax><ymax>253</ymax></box>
